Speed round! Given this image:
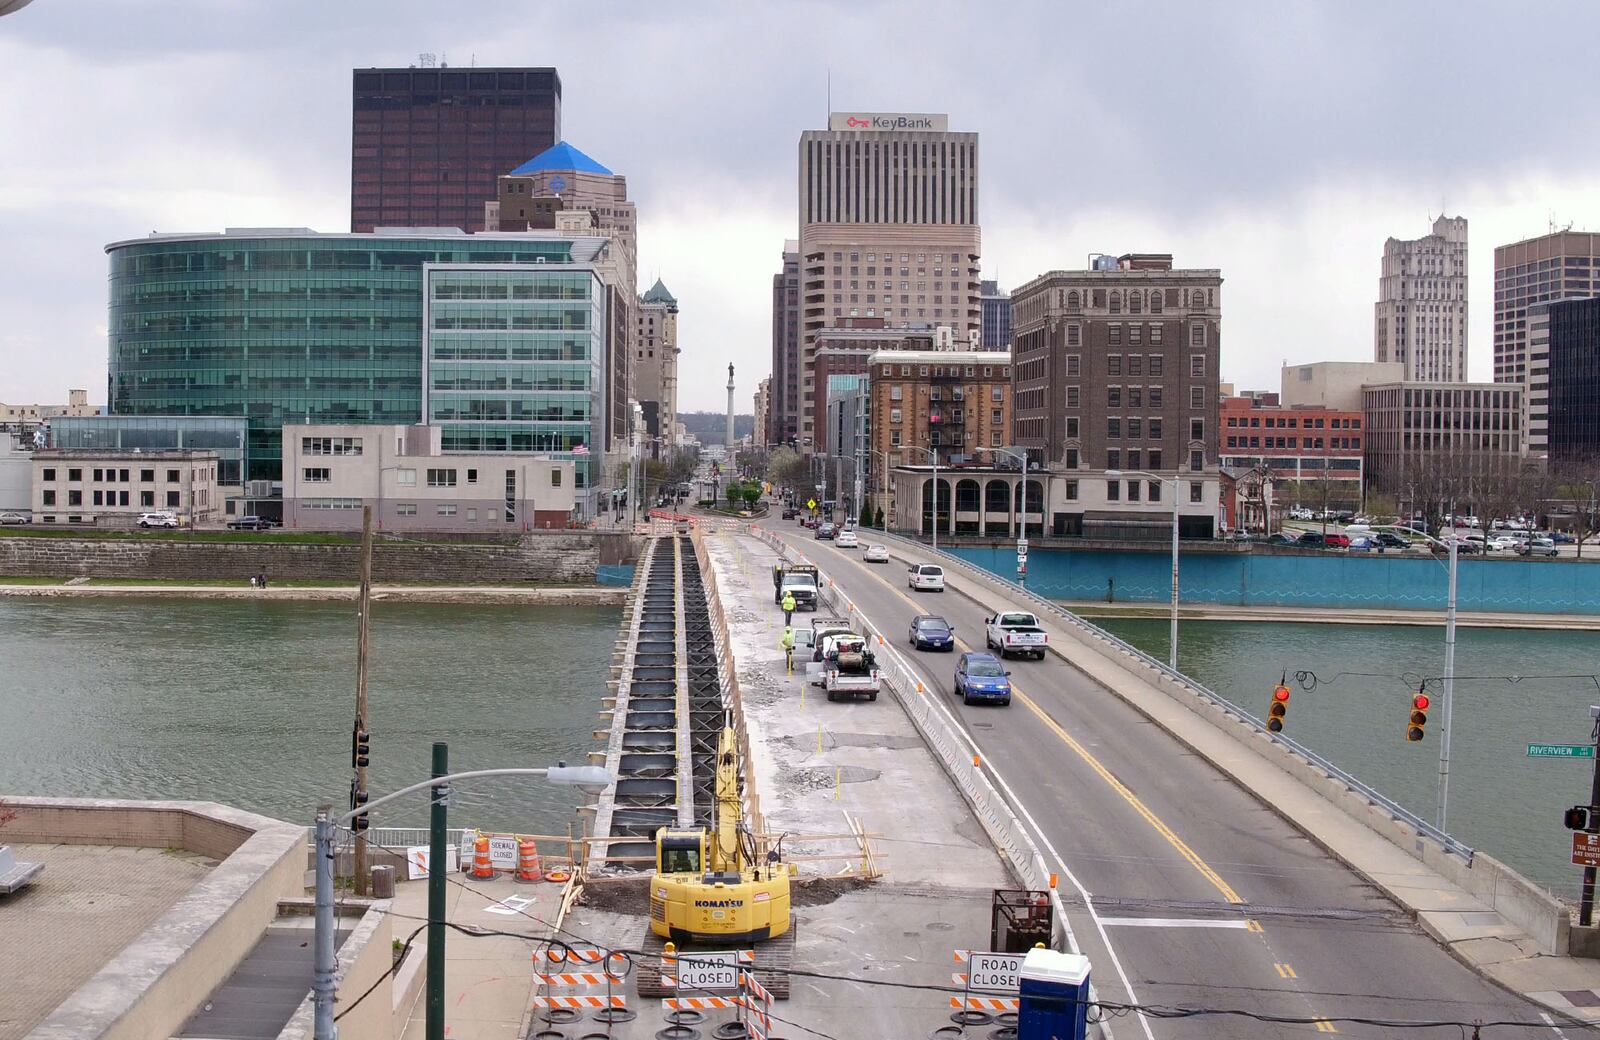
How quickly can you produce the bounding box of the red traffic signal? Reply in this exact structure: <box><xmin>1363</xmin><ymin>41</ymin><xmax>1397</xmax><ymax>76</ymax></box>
<box><xmin>1406</xmin><ymin>692</ymin><xmax>1429</xmax><ymax>742</ymax></box>
<box><xmin>1267</xmin><ymin>684</ymin><xmax>1290</xmax><ymax>732</ymax></box>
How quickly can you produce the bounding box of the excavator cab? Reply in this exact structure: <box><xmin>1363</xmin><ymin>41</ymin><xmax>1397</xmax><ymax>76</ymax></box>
<box><xmin>657</xmin><ymin>830</ymin><xmax>705</xmax><ymax>875</ymax></box>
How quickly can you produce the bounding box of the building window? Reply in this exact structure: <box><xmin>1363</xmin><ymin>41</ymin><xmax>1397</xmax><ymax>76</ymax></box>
<box><xmin>1129</xmin><ymin>387</ymin><xmax>1143</xmax><ymax>408</ymax></box>
<box><xmin>1129</xmin><ymin>355</ymin><xmax>1143</xmax><ymax>377</ymax></box>
<box><xmin>1190</xmin><ymin>419</ymin><xmax>1204</xmax><ymax>440</ymax></box>
<box><xmin>1065</xmin><ymin>449</ymin><xmax>1080</xmax><ymax>468</ymax></box>
<box><xmin>67</xmin><ymin>489</ymin><xmax>81</xmax><ymax>506</ymax></box>
<box><xmin>427</xmin><ymin>468</ymin><xmax>458</xmax><ymax>488</ymax></box>
<box><xmin>890</xmin><ymin>430</ymin><xmax>902</xmax><ymax>446</ymax></box>
<box><xmin>1150</xmin><ymin>388</ymin><xmax>1163</xmax><ymax>408</ymax></box>
<box><xmin>140</xmin><ymin>490</ymin><xmax>153</xmax><ymax>507</ymax></box>
<box><xmin>1189</xmin><ymin>481</ymin><xmax>1203</xmax><ymax>503</ymax></box>
<box><xmin>437</xmin><ymin>504</ymin><xmax>457</xmax><ymax>517</ymax></box>
<box><xmin>1107</xmin><ymin>479</ymin><xmax>1120</xmax><ymax>502</ymax></box>
<box><xmin>93</xmin><ymin>469</ymin><xmax>103</xmax><ymax>482</ymax></box>
<box><xmin>1149</xmin><ymin>449</ymin><xmax>1163</xmax><ymax>469</ymax></box>
<box><xmin>1067</xmin><ymin>324</ymin><xmax>1080</xmax><ymax>346</ymax></box>
<box><xmin>1190</xmin><ymin>325</ymin><xmax>1205</xmax><ymax>348</ymax></box>
<box><xmin>991</xmin><ymin>409</ymin><xmax>1003</xmax><ymax>424</ymax></box>
<box><xmin>1150</xmin><ymin>418</ymin><xmax>1162</xmax><ymax>438</ymax></box>
<box><xmin>467</xmin><ymin>469</ymin><xmax>478</xmax><ymax>484</ymax></box>
<box><xmin>303</xmin><ymin>468</ymin><xmax>331</xmax><ymax>483</ymax></box>
<box><xmin>1150</xmin><ymin>354</ymin><xmax>1163</xmax><ymax>375</ymax></box>
<box><xmin>92</xmin><ymin>490</ymin><xmax>103</xmax><ymax>506</ymax></box>
<box><xmin>1066</xmin><ymin>354</ymin><xmax>1081</xmax><ymax>377</ymax></box>
<box><xmin>166</xmin><ymin>469</ymin><xmax>180</xmax><ymax>482</ymax></box>
<box><xmin>140</xmin><ymin>468</ymin><xmax>154</xmax><ymax>482</ymax></box>
<box><xmin>1109</xmin><ymin>325</ymin><xmax>1122</xmax><ymax>346</ymax></box>
<box><xmin>551</xmin><ymin>469</ymin><xmax>562</xmax><ymax>487</ymax></box>
<box><xmin>1066</xmin><ymin>386</ymin><xmax>1080</xmax><ymax>408</ymax></box>
<box><xmin>1150</xmin><ymin>324</ymin><xmax>1163</xmax><ymax>344</ymax></box>
<box><xmin>1190</xmin><ymin>386</ymin><xmax>1205</xmax><ymax>409</ymax></box>
<box><xmin>1128</xmin><ymin>418</ymin><xmax>1143</xmax><ymax>439</ymax></box>
<box><xmin>890</xmin><ymin>408</ymin><xmax>902</xmax><ymax>424</ymax></box>
<box><xmin>1190</xmin><ymin>354</ymin><xmax>1205</xmax><ymax>377</ymax></box>
<box><xmin>1189</xmin><ymin>449</ymin><xmax>1204</xmax><ymax>471</ymax></box>
<box><xmin>1108</xmin><ymin>355</ymin><xmax>1122</xmax><ymax>376</ymax></box>
<box><xmin>302</xmin><ymin>437</ymin><xmax>363</xmax><ymax>456</ymax></box>
<box><xmin>1148</xmin><ymin>480</ymin><xmax>1161</xmax><ymax>502</ymax></box>
<box><xmin>1129</xmin><ymin>325</ymin><xmax>1143</xmax><ymax>346</ymax></box>
<box><xmin>1108</xmin><ymin>418</ymin><xmax>1121</xmax><ymax>438</ymax></box>
<box><xmin>397</xmin><ymin>503</ymin><xmax>417</xmax><ymax>516</ymax></box>
<box><xmin>166</xmin><ymin>490</ymin><xmax>180</xmax><ymax>507</ymax></box>
<box><xmin>1065</xmin><ymin>480</ymin><xmax>1079</xmax><ymax>501</ymax></box>
<box><xmin>1065</xmin><ymin>417</ymin><xmax>1079</xmax><ymax>438</ymax></box>
<box><xmin>397</xmin><ymin>469</ymin><xmax>416</xmax><ymax>486</ymax></box>
<box><xmin>1127</xmin><ymin>480</ymin><xmax>1140</xmax><ymax>502</ymax></box>
<box><xmin>68</xmin><ymin>468</ymin><xmax>81</xmax><ymax>481</ymax></box>
<box><xmin>1108</xmin><ymin>387</ymin><xmax>1121</xmax><ymax>407</ymax></box>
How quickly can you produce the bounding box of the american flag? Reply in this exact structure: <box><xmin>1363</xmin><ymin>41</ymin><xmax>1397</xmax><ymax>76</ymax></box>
<box><xmin>572</xmin><ymin>443</ymin><xmax>590</xmax><ymax>456</ymax></box>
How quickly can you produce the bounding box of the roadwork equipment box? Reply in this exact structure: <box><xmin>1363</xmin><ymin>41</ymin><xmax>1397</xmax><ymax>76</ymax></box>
<box><xmin>1018</xmin><ymin>947</ymin><xmax>1090</xmax><ymax>1040</ymax></box>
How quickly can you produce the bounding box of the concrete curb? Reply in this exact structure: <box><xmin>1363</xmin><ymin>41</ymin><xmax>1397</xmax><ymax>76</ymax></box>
<box><xmin>0</xmin><ymin>584</ymin><xmax>629</xmax><ymax>605</ymax></box>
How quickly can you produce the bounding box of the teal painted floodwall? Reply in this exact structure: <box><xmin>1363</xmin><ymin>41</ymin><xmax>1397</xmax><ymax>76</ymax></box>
<box><xmin>945</xmin><ymin>547</ymin><xmax>1600</xmax><ymax>614</ymax></box>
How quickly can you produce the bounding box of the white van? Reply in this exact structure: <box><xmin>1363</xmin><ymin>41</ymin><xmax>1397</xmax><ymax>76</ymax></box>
<box><xmin>908</xmin><ymin>563</ymin><xmax>945</xmax><ymax>592</ymax></box>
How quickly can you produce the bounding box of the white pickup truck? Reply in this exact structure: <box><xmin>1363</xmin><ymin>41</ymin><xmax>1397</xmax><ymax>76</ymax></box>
<box><xmin>811</xmin><ymin>630</ymin><xmax>881</xmax><ymax>702</ymax></box>
<box><xmin>984</xmin><ymin>611</ymin><xmax>1049</xmax><ymax>660</ymax></box>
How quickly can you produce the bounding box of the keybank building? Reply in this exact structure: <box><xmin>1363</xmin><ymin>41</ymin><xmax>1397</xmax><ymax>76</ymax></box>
<box><xmin>105</xmin><ymin>228</ymin><xmax>621</xmax><ymax>510</ymax></box>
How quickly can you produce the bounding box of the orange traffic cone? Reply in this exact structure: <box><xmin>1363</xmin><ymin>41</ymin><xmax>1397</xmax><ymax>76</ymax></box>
<box><xmin>516</xmin><ymin>839</ymin><xmax>543</xmax><ymax>882</ymax></box>
<box><xmin>470</xmin><ymin>834</ymin><xmax>494</xmax><ymax>879</ymax></box>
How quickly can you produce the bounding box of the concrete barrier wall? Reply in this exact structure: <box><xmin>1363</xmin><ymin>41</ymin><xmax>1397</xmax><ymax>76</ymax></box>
<box><xmin>0</xmin><ymin>531</ymin><xmax>642</xmax><ymax>584</ymax></box>
<box><xmin>12</xmin><ymin>798</ymin><xmax>307</xmax><ymax>1040</ymax></box>
<box><xmin>948</xmin><ymin>544</ymin><xmax>1600</xmax><ymax>615</ymax></box>
<box><xmin>276</xmin><ymin>900</ymin><xmax>395</xmax><ymax>1040</ymax></box>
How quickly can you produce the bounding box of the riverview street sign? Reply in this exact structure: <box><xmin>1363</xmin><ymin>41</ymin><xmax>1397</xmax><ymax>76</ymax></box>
<box><xmin>1528</xmin><ymin>744</ymin><xmax>1596</xmax><ymax>759</ymax></box>
<box><xmin>1574</xmin><ymin>833</ymin><xmax>1600</xmax><ymax>868</ymax></box>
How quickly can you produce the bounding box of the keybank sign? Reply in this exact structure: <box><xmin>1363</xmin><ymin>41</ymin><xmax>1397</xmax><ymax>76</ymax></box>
<box><xmin>828</xmin><ymin>112</ymin><xmax>949</xmax><ymax>132</ymax></box>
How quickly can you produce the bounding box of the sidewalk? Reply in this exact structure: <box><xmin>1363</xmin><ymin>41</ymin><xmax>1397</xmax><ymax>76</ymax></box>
<box><xmin>917</xmin><ymin>543</ymin><xmax>1600</xmax><ymax>1023</ymax></box>
<box><xmin>0</xmin><ymin>583</ymin><xmax>626</xmax><ymax>605</ymax></box>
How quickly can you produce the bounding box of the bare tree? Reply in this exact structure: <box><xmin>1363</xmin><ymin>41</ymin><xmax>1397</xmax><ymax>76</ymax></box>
<box><xmin>1552</xmin><ymin>458</ymin><xmax>1600</xmax><ymax>559</ymax></box>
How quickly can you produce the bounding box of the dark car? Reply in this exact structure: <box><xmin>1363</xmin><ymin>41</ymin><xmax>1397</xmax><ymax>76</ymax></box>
<box><xmin>1374</xmin><ymin>531</ymin><xmax>1409</xmax><ymax>548</ymax></box>
<box><xmin>815</xmin><ymin>522</ymin><xmax>836</xmax><ymax>540</ymax></box>
<box><xmin>909</xmin><ymin>615</ymin><xmax>955</xmax><ymax>651</ymax></box>
<box><xmin>954</xmin><ymin>652</ymin><xmax>1012</xmax><ymax>706</ymax></box>
<box><xmin>782</xmin><ymin>506</ymin><xmax>799</xmax><ymax>519</ymax></box>
<box><xmin>227</xmin><ymin>515</ymin><xmax>276</xmax><ymax>531</ymax></box>
<box><xmin>1552</xmin><ymin>532</ymin><xmax>1577</xmax><ymax>544</ymax></box>
<box><xmin>1296</xmin><ymin>531</ymin><xmax>1326</xmax><ymax>547</ymax></box>
<box><xmin>1266</xmin><ymin>532</ymin><xmax>1298</xmax><ymax>545</ymax></box>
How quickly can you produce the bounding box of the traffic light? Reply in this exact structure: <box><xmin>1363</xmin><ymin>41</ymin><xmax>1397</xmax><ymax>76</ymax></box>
<box><xmin>1566</xmin><ymin>806</ymin><xmax>1592</xmax><ymax>831</ymax></box>
<box><xmin>351</xmin><ymin>724</ymin><xmax>370</xmax><ymax>769</ymax></box>
<box><xmin>349</xmin><ymin>779</ymin><xmax>370</xmax><ymax>831</ymax></box>
<box><xmin>1267</xmin><ymin>684</ymin><xmax>1290</xmax><ymax>732</ymax></box>
<box><xmin>1406</xmin><ymin>692</ymin><xmax>1430</xmax><ymax>742</ymax></box>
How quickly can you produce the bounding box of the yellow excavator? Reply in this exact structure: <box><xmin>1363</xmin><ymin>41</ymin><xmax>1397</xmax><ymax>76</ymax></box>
<box><xmin>636</xmin><ymin>720</ymin><xmax>795</xmax><ymax>999</ymax></box>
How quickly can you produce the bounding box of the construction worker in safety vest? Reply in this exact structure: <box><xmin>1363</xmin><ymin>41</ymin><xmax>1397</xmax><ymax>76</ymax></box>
<box><xmin>781</xmin><ymin>625</ymin><xmax>795</xmax><ymax>672</ymax></box>
<box><xmin>781</xmin><ymin>590</ymin><xmax>796</xmax><ymax>626</ymax></box>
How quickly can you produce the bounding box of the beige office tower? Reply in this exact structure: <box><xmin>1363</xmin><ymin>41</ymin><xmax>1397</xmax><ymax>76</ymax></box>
<box><xmin>796</xmin><ymin>113</ymin><xmax>981</xmax><ymax>453</ymax></box>
<box><xmin>636</xmin><ymin>279</ymin><xmax>679</xmax><ymax>459</ymax></box>
<box><xmin>1374</xmin><ymin>215</ymin><xmax>1469</xmax><ymax>382</ymax></box>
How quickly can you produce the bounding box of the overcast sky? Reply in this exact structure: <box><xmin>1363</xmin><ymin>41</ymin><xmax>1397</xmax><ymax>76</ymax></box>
<box><xmin>3</xmin><ymin>0</ymin><xmax>1599</xmax><ymax>412</ymax></box>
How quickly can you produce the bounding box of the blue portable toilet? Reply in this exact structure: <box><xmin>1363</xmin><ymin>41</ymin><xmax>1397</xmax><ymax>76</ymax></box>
<box><xmin>1017</xmin><ymin>947</ymin><xmax>1090</xmax><ymax>1040</ymax></box>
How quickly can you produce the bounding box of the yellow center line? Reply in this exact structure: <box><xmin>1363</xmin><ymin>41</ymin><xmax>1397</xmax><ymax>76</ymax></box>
<box><xmin>779</xmin><ymin>528</ymin><xmax>1246</xmax><ymax>906</ymax></box>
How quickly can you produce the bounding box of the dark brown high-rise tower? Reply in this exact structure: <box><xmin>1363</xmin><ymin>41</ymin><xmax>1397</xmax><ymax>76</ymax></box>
<box><xmin>350</xmin><ymin>65</ymin><xmax>561</xmax><ymax>233</ymax></box>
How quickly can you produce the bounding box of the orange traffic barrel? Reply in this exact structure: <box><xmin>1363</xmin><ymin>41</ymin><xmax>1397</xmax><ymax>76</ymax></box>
<box><xmin>470</xmin><ymin>834</ymin><xmax>495</xmax><ymax>879</ymax></box>
<box><xmin>516</xmin><ymin>839</ymin><xmax>543</xmax><ymax>882</ymax></box>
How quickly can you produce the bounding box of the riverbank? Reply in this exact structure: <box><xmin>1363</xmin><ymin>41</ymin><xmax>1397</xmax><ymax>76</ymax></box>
<box><xmin>1068</xmin><ymin>600</ymin><xmax>1600</xmax><ymax>630</ymax></box>
<box><xmin>0</xmin><ymin>581</ymin><xmax>627</xmax><ymax>605</ymax></box>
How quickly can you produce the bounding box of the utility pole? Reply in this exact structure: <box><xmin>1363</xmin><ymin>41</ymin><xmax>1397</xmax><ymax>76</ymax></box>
<box><xmin>352</xmin><ymin>505</ymin><xmax>374</xmax><ymax>894</ymax></box>
<box><xmin>427</xmin><ymin>742</ymin><xmax>449</xmax><ymax>1040</ymax></box>
<box><xmin>1581</xmin><ymin>709</ymin><xmax>1600</xmax><ymax>927</ymax></box>
<box><xmin>1438</xmin><ymin>533</ymin><xmax>1458</xmax><ymax>831</ymax></box>
<box><xmin>312</xmin><ymin>806</ymin><xmax>336</xmax><ymax>1039</ymax></box>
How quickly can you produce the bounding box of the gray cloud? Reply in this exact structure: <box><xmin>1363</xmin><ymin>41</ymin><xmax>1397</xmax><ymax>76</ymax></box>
<box><xmin>3</xmin><ymin>0</ymin><xmax>1599</xmax><ymax>409</ymax></box>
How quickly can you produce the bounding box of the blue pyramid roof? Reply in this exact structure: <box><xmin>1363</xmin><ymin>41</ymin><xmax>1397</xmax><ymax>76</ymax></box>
<box><xmin>641</xmin><ymin>278</ymin><xmax>676</xmax><ymax>306</ymax></box>
<box><xmin>509</xmin><ymin>141</ymin><xmax>613</xmax><ymax>177</ymax></box>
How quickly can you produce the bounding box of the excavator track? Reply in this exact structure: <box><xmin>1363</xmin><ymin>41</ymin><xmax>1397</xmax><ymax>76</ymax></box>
<box><xmin>634</xmin><ymin>927</ymin><xmax>671</xmax><ymax>998</ymax></box>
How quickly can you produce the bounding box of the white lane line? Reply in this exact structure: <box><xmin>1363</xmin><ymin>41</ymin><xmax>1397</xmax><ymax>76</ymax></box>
<box><xmin>1541</xmin><ymin>1011</ymin><xmax>1571</xmax><ymax>1038</ymax></box>
<box><xmin>1098</xmin><ymin>917</ymin><xmax>1253</xmax><ymax>930</ymax></box>
<box><xmin>774</xmin><ymin>527</ymin><xmax>1157</xmax><ymax>1040</ymax></box>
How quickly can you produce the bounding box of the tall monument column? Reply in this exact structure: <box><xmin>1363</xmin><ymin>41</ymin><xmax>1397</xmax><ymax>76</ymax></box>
<box><xmin>725</xmin><ymin>363</ymin><xmax>736</xmax><ymax>452</ymax></box>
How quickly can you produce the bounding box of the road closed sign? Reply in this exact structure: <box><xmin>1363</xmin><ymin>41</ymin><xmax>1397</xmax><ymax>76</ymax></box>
<box><xmin>676</xmin><ymin>950</ymin><xmax>740</xmax><ymax>992</ymax></box>
<box><xmin>962</xmin><ymin>950</ymin><xmax>1024</xmax><ymax>992</ymax></box>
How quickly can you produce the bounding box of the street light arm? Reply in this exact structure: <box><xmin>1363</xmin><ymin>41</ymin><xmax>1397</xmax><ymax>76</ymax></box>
<box><xmin>337</xmin><ymin>766</ymin><xmax>612</xmax><ymax>826</ymax></box>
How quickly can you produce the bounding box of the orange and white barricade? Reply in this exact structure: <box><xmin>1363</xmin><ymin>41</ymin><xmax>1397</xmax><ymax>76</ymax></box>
<box><xmin>532</xmin><ymin>995</ymin><xmax>627</xmax><ymax>1009</ymax></box>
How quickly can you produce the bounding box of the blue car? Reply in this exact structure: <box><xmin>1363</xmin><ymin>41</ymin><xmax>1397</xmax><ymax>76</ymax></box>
<box><xmin>909</xmin><ymin>614</ymin><xmax>955</xmax><ymax>651</ymax></box>
<box><xmin>954</xmin><ymin>651</ymin><xmax>1012</xmax><ymax>706</ymax></box>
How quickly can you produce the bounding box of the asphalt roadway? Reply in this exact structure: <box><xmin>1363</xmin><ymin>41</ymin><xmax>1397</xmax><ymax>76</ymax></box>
<box><xmin>757</xmin><ymin>516</ymin><xmax>1558</xmax><ymax>1040</ymax></box>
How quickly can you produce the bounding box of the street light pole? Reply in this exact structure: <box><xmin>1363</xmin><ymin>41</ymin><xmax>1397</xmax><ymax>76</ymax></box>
<box><xmin>1107</xmin><ymin>469</ymin><xmax>1180</xmax><ymax>670</ymax></box>
<box><xmin>426</xmin><ymin>742</ymin><xmax>449</xmax><ymax>1040</ymax></box>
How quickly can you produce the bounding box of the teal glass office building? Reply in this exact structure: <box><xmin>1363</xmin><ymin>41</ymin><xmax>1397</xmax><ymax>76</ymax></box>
<box><xmin>106</xmin><ymin>230</ymin><xmax>612</xmax><ymax>488</ymax></box>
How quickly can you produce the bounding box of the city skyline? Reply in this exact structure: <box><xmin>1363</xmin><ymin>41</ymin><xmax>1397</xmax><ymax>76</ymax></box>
<box><xmin>4</xmin><ymin>1</ymin><xmax>1600</xmax><ymax>411</ymax></box>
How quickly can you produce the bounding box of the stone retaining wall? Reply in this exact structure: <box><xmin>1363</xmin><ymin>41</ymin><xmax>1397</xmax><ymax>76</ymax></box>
<box><xmin>0</xmin><ymin>531</ymin><xmax>641</xmax><ymax>584</ymax></box>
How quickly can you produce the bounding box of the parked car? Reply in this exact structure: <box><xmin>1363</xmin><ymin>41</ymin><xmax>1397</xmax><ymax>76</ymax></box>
<box><xmin>138</xmin><ymin>511</ymin><xmax>179</xmax><ymax>529</ymax></box>
<box><xmin>1266</xmin><ymin>532</ymin><xmax>1299</xmax><ymax>545</ymax></box>
<box><xmin>862</xmin><ymin>543</ymin><xmax>890</xmax><ymax>563</ymax></box>
<box><xmin>1346</xmin><ymin>536</ymin><xmax>1375</xmax><ymax>552</ymax></box>
<box><xmin>0</xmin><ymin>511</ymin><xmax>30</xmax><ymax>525</ymax></box>
<box><xmin>782</xmin><ymin>506</ymin><xmax>799</xmax><ymax>519</ymax></box>
<box><xmin>1518</xmin><ymin>537</ymin><xmax>1559</xmax><ymax>557</ymax></box>
<box><xmin>1552</xmin><ymin>532</ymin><xmax>1577</xmax><ymax>544</ymax></box>
<box><xmin>1323</xmin><ymin>533</ymin><xmax>1352</xmax><ymax>548</ymax></box>
<box><xmin>908</xmin><ymin>563</ymin><xmax>946</xmax><ymax>592</ymax></box>
<box><xmin>834</xmin><ymin>529</ymin><xmax>859</xmax><ymax>548</ymax></box>
<box><xmin>1296</xmin><ymin>531</ymin><xmax>1326</xmax><ymax>547</ymax></box>
<box><xmin>1287</xmin><ymin>507</ymin><xmax>1314</xmax><ymax>521</ymax></box>
<box><xmin>226</xmin><ymin>515</ymin><xmax>274</xmax><ymax>531</ymax></box>
<box><xmin>815</xmin><ymin>522</ymin><xmax>837</xmax><ymax>540</ymax></box>
<box><xmin>1373</xmin><ymin>531</ymin><xmax>1409</xmax><ymax>549</ymax></box>
<box><xmin>954</xmin><ymin>652</ymin><xmax>1012</xmax><ymax>706</ymax></box>
<box><xmin>1486</xmin><ymin>534</ymin><xmax>1521</xmax><ymax>552</ymax></box>
<box><xmin>909</xmin><ymin>614</ymin><xmax>956</xmax><ymax>651</ymax></box>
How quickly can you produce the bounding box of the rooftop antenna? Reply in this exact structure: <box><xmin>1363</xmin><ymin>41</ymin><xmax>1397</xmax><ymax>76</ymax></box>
<box><xmin>418</xmin><ymin>52</ymin><xmax>436</xmax><ymax>68</ymax></box>
<box><xmin>827</xmin><ymin>68</ymin><xmax>831</xmax><ymax>120</ymax></box>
